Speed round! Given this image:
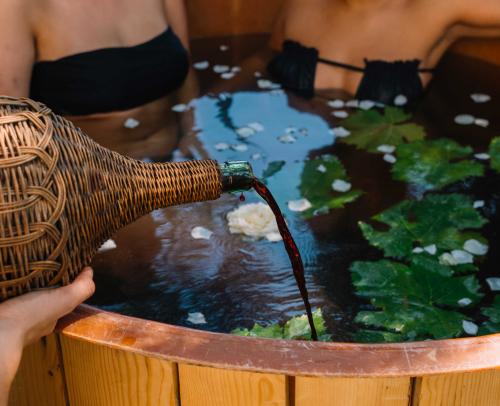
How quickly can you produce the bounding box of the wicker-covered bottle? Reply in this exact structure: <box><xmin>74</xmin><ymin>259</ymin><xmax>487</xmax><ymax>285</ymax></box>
<box><xmin>0</xmin><ymin>96</ymin><xmax>254</xmax><ymax>300</ymax></box>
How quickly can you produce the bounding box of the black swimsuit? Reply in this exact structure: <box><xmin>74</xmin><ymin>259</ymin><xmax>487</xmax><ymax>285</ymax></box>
<box><xmin>30</xmin><ymin>27</ymin><xmax>189</xmax><ymax>115</ymax></box>
<box><xmin>267</xmin><ymin>40</ymin><xmax>434</xmax><ymax>105</ymax></box>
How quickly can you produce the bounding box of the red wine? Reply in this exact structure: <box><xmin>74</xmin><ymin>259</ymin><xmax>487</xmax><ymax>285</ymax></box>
<box><xmin>252</xmin><ymin>179</ymin><xmax>318</xmax><ymax>341</ymax></box>
<box><xmin>239</xmin><ymin>193</ymin><xmax>246</xmax><ymax>202</ymax></box>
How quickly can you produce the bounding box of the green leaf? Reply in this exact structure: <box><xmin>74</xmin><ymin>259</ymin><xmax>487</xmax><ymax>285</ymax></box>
<box><xmin>359</xmin><ymin>194</ymin><xmax>488</xmax><ymax>259</ymax></box>
<box><xmin>340</xmin><ymin>107</ymin><xmax>426</xmax><ymax>152</ymax></box>
<box><xmin>299</xmin><ymin>155</ymin><xmax>362</xmax><ymax>217</ymax></box>
<box><xmin>262</xmin><ymin>160</ymin><xmax>286</xmax><ymax>180</ymax></box>
<box><xmin>490</xmin><ymin>137</ymin><xmax>500</xmax><ymax>173</ymax></box>
<box><xmin>392</xmin><ymin>139</ymin><xmax>484</xmax><ymax>190</ymax></box>
<box><xmin>351</xmin><ymin>259</ymin><xmax>483</xmax><ymax>340</ymax></box>
<box><xmin>480</xmin><ymin>295</ymin><xmax>500</xmax><ymax>334</ymax></box>
<box><xmin>355</xmin><ymin>329</ymin><xmax>403</xmax><ymax>343</ymax></box>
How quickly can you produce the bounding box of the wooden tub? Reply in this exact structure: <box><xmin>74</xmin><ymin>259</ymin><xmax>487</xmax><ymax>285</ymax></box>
<box><xmin>9</xmin><ymin>1</ymin><xmax>500</xmax><ymax>405</ymax></box>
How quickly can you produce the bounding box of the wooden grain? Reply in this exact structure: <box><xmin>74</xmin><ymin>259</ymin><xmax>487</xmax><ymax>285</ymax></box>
<box><xmin>60</xmin><ymin>335</ymin><xmax>179</xmax><ymax>406</ymax></box>
<box><xmin>9</xmin><ymin>335</ymin><xmax>66</xmax><ymax>406</ymax></box>
<box><xmin>295</xmin><ymin>376</ymin><xmax>410</xmax><ymax>406</ymax></box>
<box><xmin>413</xmin><ymin>369</ymin><xmax>500</xmax><ymax>406</ymax></box>
<box><xmin>179</xmin><ymin>363</ymin><xmax>287</xmax><ymax>406</ymax></box>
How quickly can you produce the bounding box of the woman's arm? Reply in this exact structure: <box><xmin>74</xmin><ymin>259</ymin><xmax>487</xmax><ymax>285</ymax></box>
<box><xmin>454</xmin><ymin>0</ymin><xmax>500</xmax><ymax>27</ymax></box>
<box><xmin>163</xmin><ymin>0</ymin><xmax>190</xmax><ymax>51</ymax></box>
<box><xmin>0</xmin><ymin>0</ymin><xmax>35</xmax><ymax>96</ymax></box>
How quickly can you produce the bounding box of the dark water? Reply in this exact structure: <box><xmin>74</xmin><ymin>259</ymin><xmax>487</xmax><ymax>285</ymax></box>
<box><xmin>89</xmin><ymin>34</ymin><xmax>500</xmax><ymax>342</ymax></box>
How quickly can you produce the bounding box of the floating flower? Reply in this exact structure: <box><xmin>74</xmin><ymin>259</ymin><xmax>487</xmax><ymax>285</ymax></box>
<box><xmin>227</xmin><ymin>203</ymin><xmax>282</xmax><ymax>242</ymax></box>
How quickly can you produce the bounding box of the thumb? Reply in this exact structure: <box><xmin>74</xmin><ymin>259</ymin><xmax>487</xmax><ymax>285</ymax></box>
<box><xmin>52</xmin><ymin>267</ymin><xmax>96</xmax><ymax>316</ymax></box>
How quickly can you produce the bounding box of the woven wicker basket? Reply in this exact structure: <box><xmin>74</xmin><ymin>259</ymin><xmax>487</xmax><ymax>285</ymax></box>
<box><xmin>0</xmin><ymin>96</ymin><xmax>224</xmax><ymax>300</ymax></box>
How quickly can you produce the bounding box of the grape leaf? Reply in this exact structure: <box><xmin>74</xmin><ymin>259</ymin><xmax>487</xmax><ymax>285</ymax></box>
<box><xmin>339</xmin><ymin>107</ymin><xmax>426</xmax><ymax>152</ymax></box>
<box><xmin>351</xmin><ymin>259</ymin><xmax>483</xmax><ymax>340</ymax></box>
<box><xmin>392</xmin><ymin>139</ymin><xmax>484</xmax><ymax>190</ymax></box>
<box><xmin>359</xmin><ymin>194</ymin><xmax>488</xmax><ymax>259</ymax></box>
<box><xmin>299</xmin><ymin>155</ymin><xmax>362</xmax><ymax>217</ymax></box>
<box><xmin>480</xmin><ymin>295</ymin><xmax>500</xmax><ymax>335</ymax></box>
<box><xmin>262</xmin><ymin>160</ymin><xmax>286</xmax><ymax>181</ymax></box>
<box><xmin>490</xmin><ymin>137</ymin><xmax>500</xmax><ymax>173</ymax></box>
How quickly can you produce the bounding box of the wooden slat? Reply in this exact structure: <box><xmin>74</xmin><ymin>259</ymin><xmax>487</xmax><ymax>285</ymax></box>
<box><xmin>60</xmin><ymin>335</ymin><xmax>178</xmax><ymax>406</ymax></box>
<box><xmin>295</xmin><ymin>376</ymin><xmax>411</xmax><ymax>406</ymax></box>
<box><xmin>179</xmin><ymin>364</ymin><xmax>287</xmax><ymax>406</ymax></box>
<box><xmin>413</xmin><ymin>369</ymin><xmax>500</xmax><ymax>406</ymax></box>
<box><xmin>9</xmin><ymin>335</ymin><xmax>67</xmax><ymax>406</ymax></box>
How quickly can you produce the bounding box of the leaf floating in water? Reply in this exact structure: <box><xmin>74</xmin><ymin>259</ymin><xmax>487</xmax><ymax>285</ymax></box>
<box><xmin>331</xmin><ymin>179</ymin><xmax>352</xmax><ymax>192</ymax></box>
<box><xmin>288</xmin><ymin>198</ymin><xmax>313</xmax><ymax>212</ymax></box>
<box><xmin>474</xmin><ymin>118</ymin><xmax>489</xmax><ymax>128</ymax></box>
<box><xmin>489</xmin><ymin>137</ymin><xmax>500</xmax><ymax>173</ymax></box>
<box><xmin>262</xmin><ymin>160</ymin><xmax>286</xmax><ymax>180</ymax></box>
<box><xmin>213</xmin><ymin>64</ymin><xmax>230</xmax><ymax>73</ymax></box>
<box><xmin>392</xmin><ymin>139</ymin><xmax>484</xmax><ymax>191</ymax></box>
<box><xmin>98</xmin><ymin>239</ymin><xmax>117</xmax><ymax>253</ymax></box>
<box><xmin>236</xmin><ymin>126</ymin><xmax>256</xmax><ymax>138</ymax></box>
<box><xmin>340</xmin><ymin>107</ymin><xmax>426</xmax><ymax>152</ymax></box>
<box><xmin>486</xmin><ymin>278</ymin><xmax>500</xmax><ymax>291</ymax></box>
<box><xmin>454</xmin><ymin>114</ymin><xmax>475</xmax><ymax>125</ymax></box>
<box><xmin>191</xmin><ymin>226</ymin><xmax>213</xmax><ymax>240</ymax></box>
<box><xmin>462</xmin><ymin>320</ymin><xmax>478</xmax><ymax>335</ymax></box>
<box><xmin>383</xmin><ymin>154</ymin><xmax>397</xmax><ymax>164</ymax></box>
<box><xmin>394</xmin><ymin>94</ymin><xmax>408</xmax><ymax>106</ymax></box>
<box><xmin>247</xmin><ymin>122</ymin><xmax>265</xmax><ymax>132</ymax></box>
<box><xmin>227</xmin><ymin>202</ymin><xmax>281</xmax><ymax>242</ymax></box>
<box><xmin>474</xmin><ymin>153</ymin><xmax>490</xmax><ymax>160</ymax></box>
<box><xmin>277</xmin><ymin>134</ymin><xmax>297</xmax><ymax>144</ymax></box>
<box><xmin>231</xmin><ymin>144</ymin><xmax>248</xmax><ymax>152</ymax></box>
<box><xmin>123</xmin><ymin>117</ymin><xmax>140</xmax><ymax>129</ymax></box>
<box><xmin>473</xmin><ymin>200</ymin><xmax>485</xmax><ymax>209</ymax></box>
<box><xmin>332</xmin><ymin>110</ymin><xmax>349</xmax><ymax>118</ymax></box>
<box><xmin>220</xmin><ymin>72</ymin><xmax>235</xmax><ymax>80</ymax></box>
<box><xmin>359</xmin><ymin>100</ymin><xmax>376</xmax><ymax>110</ymax></box>
<box><xmin>172</xmin><ymin>103</ymin><xmax>189</xmax><ymax>113</ymax></box>
<box><xmin>327</xmin><ymin>99</ymin><xmax>345</xmax><ymax>108</ymax></box>
<box><xmin>193</xmin><ymin>60</ymin><xmax>210</xmax><ymax>70</ymax></box>
<box><xmin>470</xmin><ymin>93</ymin><xmax>491</xmax><ymax>103</ymax></box>
<box><xmin>332</xmin><ymin>126</ymin><xmax>351</xmax><ymax>138</ymax></box>
<box><xmin>463</xmin><ymin>239</ymin><xmax>488</xmax><ymax>256</ymax></box>
<box><xmin>214</xmin><ymin>142</ymin><xmax>229</xmax><ymax>151</ymax></box>
<box><xmin>377</xmin><ymin>144</ymin><xmax>396</xmax><ymax>154</ymax></box>
<box><xmin>187</xmin><ymin>312</ymin><xmax>207</xmax><ymax>325</ymax></box>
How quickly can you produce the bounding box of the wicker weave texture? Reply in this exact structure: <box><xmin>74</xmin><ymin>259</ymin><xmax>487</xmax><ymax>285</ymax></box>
<box><xmin>0</xmin><ymin>96</ymin><xmax>222</xmax><ymax>300</ymax></box>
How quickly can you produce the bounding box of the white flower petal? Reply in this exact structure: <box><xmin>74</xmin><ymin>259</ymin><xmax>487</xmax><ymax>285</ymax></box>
<box><xmin>247</xmin><ymin>122</ymin><xmax>264</xmax><ymax>132</ymax></box>
<box><xmin>451</xmin><ymin>249</ymin><xmax>474</xmax><ymax>264</ymax></box>
<box><xmin>316</xmin><ymin>164</ymin><xmax>327</xmax><ymax>173</ymax></box>
<box><xmin>474</xmin><ymin>153</ymin><xmax>490</xmax><ymax>160</ymax></box>
<box><xmin>191</xmin><ymin>226</ymin><xmax>213</xmax><ymax>240</ymax></box>
<box><xmin>470</xmin><ymin>93</ymin><xmax>491</xmax><ymax>103</ymax></box>
<box><xmin>257</xmin><ymin>79</ymin><xmax>281</xmax><ymax>89</ymax></box>
<box><xmin>285</xmin><ymin>126</ymin><xmax>297</xmax><ymax>134</ymax></box>
<box><xmin>327</xmin><ymin>99</ymin><xmax>345</xmax><ymax>109</ymax></box>
<box><xmin>213</xmin><ymin>64</ymin><xmax>230</xmax><ymax>73</ymax></box>
<box><xmin>332</xmin><ymin>110</ymin><xmax>349</xmax><ymax>118</ymax></box>
<box><xmin>394</xmin><ymin>95</ymin><xmax>408</xmax><ymax>106</ymax></box>
<box><xmin>474</xmin><ymin>118</ymin><xmax>489</xmax><ymax>128</ymax></box>
<box><xmin>486</xmin><ymin>277</ymin><xmax>500</xmax><ymax>291</ymax></box>
<box><xmin>231</xmin><ymin>66</ymin><xmax>241</xmax><ymax>73</ymax></box>
<box><xmin>359</xmin><ymin>100</ymin><xmax>375</xmax><ymax>110</ymax></box>
<box><xmin>412</xmin><ymin>247</ymin><xmax>424</xmax><ymax>254</ymax></box>
<box><xmin>278</xmin><ymin>134</ymin><xmax>297</xmax><ymax>144</ymax></box>
<box><xmin>288</xmin><ymin>198</ymin><xmax>312</xmax><ymax>212</ymax></box>
<box><xmin>172</xmin><ymin>103</ymin><xmax>188</xmax><ymax>113</ymax></box>
<box><xmin>458</xmin><ymin>298</ymin><xmax>472</xmax><ymax>307</ymax></box>
<box><xmin>219</xmin><ymin>45</ymin><xmax>229</xmax><ymax>51</ymax></box>
<box><xmin>463</xmin><ymin>239</ymin><xmax>488</xmax><ymax>256</ymax></box>
<box><xmin>254</xmin><ymin>71</ymin><xmax>262</xmax><ymax>77</ymax></box>
<box><xmin>193</xmin><ymin>61</ymin><xmax>210</xmax><ymax>70</ymax></box>
<box><xmin>439</xmin><ymin>253</ymin><xmax>457</xmax><ymax>266</ymax></box>
<box><xmin>473</xmin><ymin>200</ymin><xmax>485</xmax><ymax>209</ymax></box>
<box><xmin>383</xmin><ymin>154</ymin><xmax>397</xmax><ymax>164</ymax></box>
<box><xmin>462</xmin><ymin>320</ymin><xmax>478</xmax><ymax>335</ymax></box>
<box><xmin>424</xmin><ymin>244</ymin><xmax>437</xmax><ymax>255</ymax></box>
<box><xmin>332</xmin><ymin>126</ymin><xmax>351</xmax><ymax>138</ymax></box>
<box><xmin>123</xmin><ymin>118</ymin><xmax>140</xmax><ymax>129</ymax></box>
<box><xmin>377</xmin><ymin>144</ymin><xmax>396</xmax><ymax>154</ymax></box>
<box><xmin>214</xmin><ymin>142</ymin><xmax>229</xmax><ymax>151</ymax></box>
<box><xmin>251</xmin><ymin>153</ymin><xmax>262</xmax><ymax>160</ymax></box>
<box><xmin>98</xmin><ymin>239</ymin><xmax>117</xmax><ymax>253</ymax></box>
<box><xmin>236</xmin><ymin>127</ymin><xmax>256</xmax><ymax>138</ymax></box>
<box><xmin>346</xmin><ymin>99</ymin><xmax>359</xmax><ymax>108</ymax></box>
<box><xmin>454</xmin><ymin>114</ymin><xmax>475</xmax><ymax>125</ymax></box>
<box><xmin>332</xmin><ymin>179</ymin><xmax>352</xmax><ymax>192</ymax></box>
<box><xmin>187</xmin><ymin>312</ymin><xmax>207</xmax><ymax>324</ymax></box>
<box><xmin>265</xmin><ymin>232</ymin><xmax>283</xmax><ymax>242</ymax></box>
<box><xmin>231</xmin><ymin>144</ymin><xmax>248</xmax><ymax>152</ymax></box>
<box><xmin>221</xmin><ymin>72</ymin><xmax>235</xmax><ymax>80</ymax></box>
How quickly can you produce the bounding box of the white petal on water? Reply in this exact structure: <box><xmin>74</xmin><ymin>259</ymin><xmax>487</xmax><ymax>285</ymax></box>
<box><xmin>474</xmin><ymin>118</ymin><xmax>489</xmax><ymax>128</ymax></box>
<box><xmin>424</xmin><ymin>244</ymin><xmax>437</xmax><ymax>255</ymax></box>
<box><xmin>473</xmin><ymin>200</ymin><xmax>485</xmax><ymax>209</ymax></box>
<box><xmin>359</xmin><ymin>100</ymin><xmax>376</xmax><ymax>110</ymax></box>
<box><xmin>270</xmin><ymin>89</ymin><xmax>284</xmax><ymax>96</ymax></box>
<box><xmin>213</xmin><ymin>64</ymin><xmax>230</xmax><ymax>73</ymax></box>
<box><xmin>377</xmin><ymin>144</ymin><xmax>396</xmax><ymax>154</ymax></box>
<box><xmin>463</xmin><ymin>239</ymin><xmax>488</xmax><ymax>256</ymax></box>
<box><xmin>288</xmin><ymin>198</ymin><xmax>312</xmax><ymax>212</ymax></box>
<box><xmin>327</xmin><ymin>99</ymin><xmax>345</xmax><ymax>108</ymax></box>
<box><xmin>285</xmin><ymin>126</ymin><xmax>298</xmax><ymax>134</ymax></box>
<box><xmin>277</xmin><ymin>134</ymin><xmax>297</xmax><ymax>144</ymax></box>
<box><xmin>486</xmin><ymin>277</ymin><xmax>500</xmax><ymax>291</ymax></box>
<box><xmin>247</xmin><ymin>122</ymin><xmax>264</xmax><ymax>132</ymax></box>
<box><xmin>332</xmin><ymin>126</ymin><xmax>351</xmax><ymax>138</ymax></box>
<box><xmin>462</xmin><ymin>320</ymin><xmax>478</xmax><ymax>335</ymax></box>
<box><xmin>454</xmin><ymin>114</ymin><xmax>475</xmax><ymax>125</ymax></box>
<box><xmin>220</xmin><ymin>72</ymin><xmax>235</xmax><ymax>80</ymax></box>
<box><xmin>214</xmin><ymin>142</ymin><xmax>229</xmax><ymax>151</ymax></box>
<box><xmin>439</xmin><ymin>253</ymin><xmax>458</xmax><ymax>266</ymax></box>
<box><xmin>412</xmin><ymin>247</ymin><xmax>424</xmax><ymax>254</ymax></box>
<box><xmin>394</xmin><ymin>94</ymin><xmax>408</xmax><ymax>106</ymax></box>
<box><xmin>265</xmin><ymin>232</ymin><xmax>283</xmax><ymax>242</ymax></box>
<box><xmin>346</xmin><ymin>99</ymin><xmax>359</xmax><ymax>108</ymax></box>
<box><xmin>236</xmin><ymin>127</ymin><xmax>256</xmax><ymax>138</ymax></box>
<box><xmin>98</xmin><ymin>239</ymin><xmax>117</xmax><ymax>253</ymax></box>
<box><xmin>458</xmin><ymin>298</ymin><xmax>473</xmax><ymax>307</ymax></box>
<box><xmin>172</xmin><ymin>103</ymin><xmax>188</xmax><ymax>113</ymax></box>
<box><xmin>316</xmin><ymin>164</ymin><xmax>327</xmax><ymax>173</ymax></box>
<box><xmin>470</xmin><ymin>93</ymin><xmax>491</xmax><ymax>103</ymax></box>
<box><xmin>254</xmin><ymin>71</ymin><xmax>262</xmax><ymax>77</ymax></box>
<box><xmin>191</xmin><ymin>226</ymin><xmax>213</xmax><ymax>240</ymax></box>
<box><xmin>193</xmin><ymin>60</ymin><xmax>210</xmax><ymax>70</ymax></box>
<box><xmin>231</xmin><ymin>144</ymin><xmax>248</xmax><ymax>152</ymax></box>
<box><xmin>332</xmin><ymin>110</ymin><xmax>349</xmax><ymax>118</ymax></box>
<box><xmin>187</xmin><ymin>312</ymin><xmax>207</xmax><ymax>324</ymax></box>
<box><xmin>257</xmin><ymin>79</ymin><xmax>281</xmax><ymax>89</ymax></box>
<box><xmin>474</xmin><ymin>153</ymin><xmax>490</xmax><ymax>160</ymax></box>
<box><xmin>219</xmin><ymin>44</ymin><xmax>229</xmax><ymax>51</ymax></box>
<box><xmin>298</xmin><ymin>128</ymin><xmax>308</xmax><ymax>136</ymax></box>
<box><xmin>451</xmin><ymin>249</ymin><xmax>474</xmax><ymax>264</ymax></box>
<box><xmin>231</xmin><ymin>66</ymin><xmax>242</xmax><ymax>73</ymax></box>
<box><xmin>383</xmin><ymin>154</ymin><xmax>397</xmax><ymax>164</ymax></box>
<box><xmin>123</xmin><ymin>118</ymin><xmax>140</xmax><ymax>129</ymax></box>
<box><xmin>251</xmin><ymin>153</ymin><xmax>262</xmax><ymax>160</ymax></box>
<box><xmin>332</xmin><ymin>179</ymin><xmax>352</xmax><ymax>192</ymax></box>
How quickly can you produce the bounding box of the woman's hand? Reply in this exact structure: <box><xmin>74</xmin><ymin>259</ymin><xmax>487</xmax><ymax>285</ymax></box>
<box><xmin>0</xmin><ymin>268</ymin><xmax>95</xmax><ymax>405</ymax></box>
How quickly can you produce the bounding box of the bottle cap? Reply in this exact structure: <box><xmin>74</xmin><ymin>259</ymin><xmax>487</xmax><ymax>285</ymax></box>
<box><xmin>219</xmin><ymin>161</ymin><xmax>254</xmax><ymax>192</ymax></box>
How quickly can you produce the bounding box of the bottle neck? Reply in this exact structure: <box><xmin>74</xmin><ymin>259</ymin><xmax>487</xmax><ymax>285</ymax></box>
<box><xmin>219</xmin><ymin>161</ymin><xmax>255</xmax><ymax>193</ymax></box>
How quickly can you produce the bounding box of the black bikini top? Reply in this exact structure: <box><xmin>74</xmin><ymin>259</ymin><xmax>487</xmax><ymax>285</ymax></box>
<box><xmin>267</xmin><ymin>40</ymin><xmax>435</xmax><ymax>105</ymax></box>
<box><xmin>30</xmin><ymin>27</ymin><xmax>189</xmax><ymax>115</ymax></box>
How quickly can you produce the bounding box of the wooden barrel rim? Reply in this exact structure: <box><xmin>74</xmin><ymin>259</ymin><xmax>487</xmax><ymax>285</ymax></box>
<box><xmin>57</xmin><ymin>305</ymin><xmax>500</xmax><ymax>377</ymax></box>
